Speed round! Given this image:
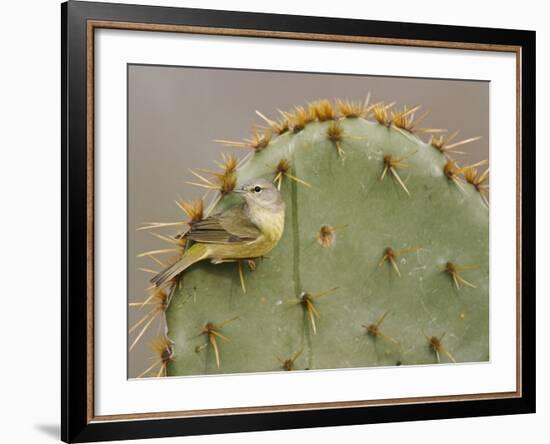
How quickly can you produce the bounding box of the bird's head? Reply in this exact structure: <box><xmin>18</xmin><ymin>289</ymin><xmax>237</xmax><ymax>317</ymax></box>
<box><xmin>235</xmin><ymin>178</ymin><xmax>284</xmax><ymax>209</ymax></box>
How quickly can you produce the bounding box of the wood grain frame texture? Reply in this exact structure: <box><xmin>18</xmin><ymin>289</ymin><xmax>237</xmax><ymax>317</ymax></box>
<box><xmin>62</xmin><ymin>1</ymin><xmax>536</xmax><ymax>442</ymax></box>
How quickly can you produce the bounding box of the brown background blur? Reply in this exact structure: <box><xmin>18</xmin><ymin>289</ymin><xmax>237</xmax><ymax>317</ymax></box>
<box><xmin>128</xmin><ymin>65</ymin><xmax>489</xmax><ymax>378</ymax></box>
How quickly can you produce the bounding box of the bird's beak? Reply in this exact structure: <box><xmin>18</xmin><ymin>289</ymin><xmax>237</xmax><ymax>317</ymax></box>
<box><xmin>233</xmin><ymin>188</ymin><xmax>245</xmax><ymax>194</ymax></box>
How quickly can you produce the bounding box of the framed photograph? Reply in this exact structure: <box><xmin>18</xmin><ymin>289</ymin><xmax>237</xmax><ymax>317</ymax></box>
<box><xmin>62</xmin><ymin>1</ymin><xmax>535</xmax><ymax>442</ymax></box>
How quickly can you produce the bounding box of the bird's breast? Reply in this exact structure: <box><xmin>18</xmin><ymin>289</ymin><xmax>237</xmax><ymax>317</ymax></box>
<box><xmin>250</xmin><ymin>207</ymin><xmax>285</xmax><ymax>243</ymax></box>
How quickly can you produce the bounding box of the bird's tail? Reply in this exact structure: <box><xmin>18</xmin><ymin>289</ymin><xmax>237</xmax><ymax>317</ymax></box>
<box><xmin>150</xmin><ymin>244</ymin><xmax>208</xmax><ymax>287</ymax></box>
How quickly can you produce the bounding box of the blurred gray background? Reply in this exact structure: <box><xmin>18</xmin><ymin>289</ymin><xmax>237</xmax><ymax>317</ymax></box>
<box><xmin>128</xmin><ymin>64</ymin><xmax>489</xmax><ymax>378</ymax></box>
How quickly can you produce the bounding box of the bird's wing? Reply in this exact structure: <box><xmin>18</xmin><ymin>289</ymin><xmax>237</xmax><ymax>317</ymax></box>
<box><xmin>184</xmin><ymin>206</ymin><xmax>261</xmax><ymax>244</ymax></box>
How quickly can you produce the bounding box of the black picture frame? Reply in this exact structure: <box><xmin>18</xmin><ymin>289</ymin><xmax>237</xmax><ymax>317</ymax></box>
<box><xmin>62</xmin><ymin>1</ymin><xmax>536</xmax><ymax>442</ymax></box>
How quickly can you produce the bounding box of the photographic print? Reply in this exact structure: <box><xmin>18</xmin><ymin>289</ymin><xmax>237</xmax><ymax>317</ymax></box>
<box><xmin>63</xmin><ymin>3</ymin><xmax>534</xmax><ymax>440</ymax></box>
<box><xmin>128</xmin><ymin>66</ymin><xmax>489</xmax><ymax>378</ymax></box>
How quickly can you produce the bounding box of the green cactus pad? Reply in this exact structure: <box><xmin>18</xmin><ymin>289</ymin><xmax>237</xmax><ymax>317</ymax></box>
<box><xmin>136</xmin><ymin>100</ymin><xmax>489</xmax><ymax>377</ymax></box>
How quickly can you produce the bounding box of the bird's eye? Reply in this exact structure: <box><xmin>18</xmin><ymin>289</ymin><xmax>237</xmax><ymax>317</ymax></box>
<box><xmin>254</xmin><ymin>186</ymin><xmax>262</xmax><ymax>193</ymax></box>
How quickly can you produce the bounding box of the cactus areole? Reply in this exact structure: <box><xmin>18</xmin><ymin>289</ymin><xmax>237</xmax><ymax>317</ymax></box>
<box><xmin>133</xmin><ymin>98</ymin><xmax>489</xmax><ymax>377</ymax></box>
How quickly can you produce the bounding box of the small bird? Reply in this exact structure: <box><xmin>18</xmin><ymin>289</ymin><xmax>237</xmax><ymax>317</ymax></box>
<box><xmin>151</xmin><ymin>178</ymin><xmax>285</xmax><ymax>287</ymax></box>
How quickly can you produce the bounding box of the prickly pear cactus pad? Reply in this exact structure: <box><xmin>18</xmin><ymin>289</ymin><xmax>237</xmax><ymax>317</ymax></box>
<box><xmin>131</xmin><ymin>98</ymin><xmax>489</xmax><ymax>378</ymax></box>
